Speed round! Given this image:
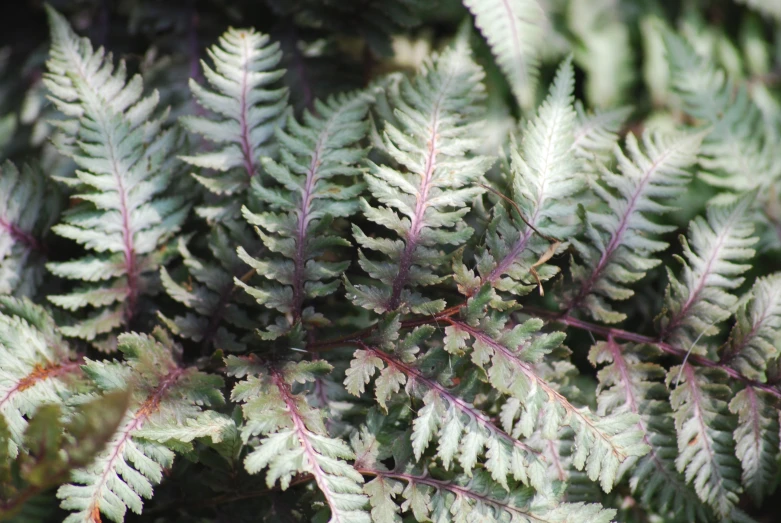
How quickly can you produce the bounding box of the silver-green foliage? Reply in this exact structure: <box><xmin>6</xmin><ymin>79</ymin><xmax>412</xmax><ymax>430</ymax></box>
<box><xmin>43</xmin><ymin>7</ymin><xmax>190</xmax><ymax>346</ymax></box>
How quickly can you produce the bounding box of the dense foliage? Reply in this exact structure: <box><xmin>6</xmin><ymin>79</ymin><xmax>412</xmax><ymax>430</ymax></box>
<box><xmin>2</xmin><ymin>1</ymin><xmax>781</xmax><ymax>522</ymax></box>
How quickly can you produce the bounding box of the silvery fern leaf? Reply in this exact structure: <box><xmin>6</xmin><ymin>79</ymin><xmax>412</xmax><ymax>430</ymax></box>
<box><xmin>720</xmin><ymin>274</ymin><xmax>781</xmax><ymax>382</ymax></box>
<box><xmin>660</xmin><ymin>196</ymin><xmax>757</xmax><ymax>354</ymax></box>
<box><xmin>227</xmin><ymin>356</ymin><xmax>370</xmax><ymax>523</ymax></box>
<box><xmin>664</xmin><ymin>31</ymin><xmax>781</xmax><ymax>193</ymax></box>
<box><xmin>729</xmin><ymin>387</ymin><xmax>779</xmax><ymax>506</ymax></box>
<box><xmin>353</xmin><ymin>419</ymin><xmax>616</xmax><ymax>523</ymax></box>
<box><xmin>57</xmin><ymin>330</ymin><xmax>228</xmax><ymax>523</ymax></box>
<box><xmin>236</xmin><ymin>92</ymin><xmax>371</xmax><ymax>340</ymax></box>
<box><xmin>572</xmin><ymin>103</ymin><xmax>631</xmax><ymax>169</ymax></box>
<box><xmin>180</xmin><ymin>27</ymin><xmax>287</xmax><ymax>217</ymax></box>
<box><xmin>349</xmin><ymin>40</ymin><xmax>494</xmax><ymax>314</ymax></box>
<box><xmin>344</xmin><ymin>330</ymin><xmax>548</xmax><ymax>494</ymax></box>
<box><xmin>667</xmin><ymin>365</ymin><xmax>742</xmax><ymax>518</ymax></box>
<box><xmin>44</xmin><ymin>8</ymin><xmax>191</xmax><ymax>347</ymax></box>
<box><xmin>462</xmin><ymin>0</ymin><xmax>544</xmax><ymax>110</ymax></box>
<box><xmin>0</xmin><ymin>297</ymin><xmax>80</xmax><ymax>459</ymax></box>
<box><xmin>590</xmin><ymin>340</ymin><xmax>710</xmax><ymax>522</ymax></box>
<box><xmin>565</xmin><ymin>129</ymin><xmax>704</xmax><ymax>323</ymax></box>
<box><xmin>475</xmin><ymin>58</ymin><xmax>580</xmax><ymax>297</ymax></box>
<box><xmin>0</xmin><ymin>161</ymin><xmax>60</xmax><ymax>296</ymax></box>
<box><xmin>444</xmin><ymin>289</ymin><xmax>649</xmax><ymax>493</ymax></box>
<box><xmin>158</xmin><ymin>229</ymin><xmax>258</xmax><ymax>352</ymax></box>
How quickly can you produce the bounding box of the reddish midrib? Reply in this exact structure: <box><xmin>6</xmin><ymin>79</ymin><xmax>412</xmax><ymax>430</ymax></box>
<box><xmin>387</xmin><ymin>73</ymin><xmax>454</xmax><ymax>311</ymax></box>
<box><xmin>271</xmin><ymin>368</ymin><xmax>346</xmax><ymax>522</ymax></box>
<box><xmin>238</xmin><ymin>33</ymin><xmax>258</xmax><ymax>180</ymax></box>
<box><xmin>0</xmin><ymin>216</ymin><xmax>45</xmax><ymax>254</ymax></box>
<box><xmin>85</xmin><ymin>366</ymin><xmax>185</xmax><ymax>521</ymax></box>
<box><xmin>362</xmin><ymin>342</ymin><xmax>537</xmax><ymax>456</ymax></box>
<box><xmin>567</xmin><ymin>147</ymin><xmax>675</xmax><ymax>313</ymax></box>
<box><xmin>0</xmin><ymin>360</ymin><xmax>82</xmax><ymax>411</ymax></box>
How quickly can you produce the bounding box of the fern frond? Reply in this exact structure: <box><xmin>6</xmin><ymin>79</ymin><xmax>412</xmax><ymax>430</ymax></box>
<box><xmin>720</xmin><ymin>274</ymin><xmax>781</xmax><ymax>382</ymax></box>
<box><xmin>565</xmin><ymin>129</ymin><xmax>704</xmax><ymax>323</ymax></box>
<box><xmin>0</xmin><ymin>161</ymin><xmax>59</xmax><ymax>296</ymax></box>
<box><xmin>158</xmin><ymin>229</ymin><xmax>258</xmax><ymax>352</ymax></box>
<box><xmin>664</xmin><ymin>31</ymin><xmax>781</xmax><ymax>193</ymax></box>
<box><xmin>462</xmin><ymin>0</ymin><xmax>544</xmax><ymax>110</ymax></box>
<box><xmin>180</xmin><ymin>27</ymin><xmax>287</xmax><ymax>205</ymax></box>
<box><xmin>57</xmin><ymin>329</ymin><xmax>228</xmax><ymax>523</ymax></box>
<box><xmin>478</xmin><ymin>58</ymin><xmax>580</xmax><ymax>295</ymax></box>
<box><xmin>363</xmin><ymin>467</ymin><xmax>615</xmax><ymax>523</ymax></box>
<box><xmin>345</xmin><ymin>334</ymin><xmax>548</xmax><ymax>494</ymax></box>
<box><xmin>44</xmin><ymin>7</ymin><xmax>190</xmax><ymax>346</ymax></box>
<box><xmin>348</xmin><ymin>41</ymin><xmax>494</xmax><ymax>314</ymax></box>
<box><xmin>660</xmin><ymin>196</ymin><xmax>757</xmax><ymax>353</ymax></box>
<box><xmin>237</xmin><ymin>92</ymin><xmax>371</xmax><ymax>339</ymax></box>
<box><xmin>227</xmin><ymin>356</ymin><xmax>369</xmax><ymax>523</ymax></box>
<box><xmin>729</xmin><ymin>387</ymin><xmax>779</xmax><ymax>505</ymax></box>
<box><xmin>667</xmin><ymin>365</ymin><xmax>742</xmax><ymax>518</ymax></box>
<box><xmin>0</xmin><ymin>297</ymin><xmax>80</xmax><ymax>458</ymax></box>
<box><xmin>444</xmin><ymin>291</ymin><xmax>649</xmax><ymax>493</ymax></box>
<box><xmin>572</xmin><ymin>103</ymin><xmax>631</xmax><ymax>168</ymax></box>
<box><xmin>590</xmin><ymin>339</ymin><xmax>709</xmax><ymax>521</ymax></box>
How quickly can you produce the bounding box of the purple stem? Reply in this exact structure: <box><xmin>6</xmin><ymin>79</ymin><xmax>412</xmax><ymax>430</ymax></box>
<box><xmin>0</xmin><ymin>217</ymin><xmax>46</xmax><ymax>255</ymax></box>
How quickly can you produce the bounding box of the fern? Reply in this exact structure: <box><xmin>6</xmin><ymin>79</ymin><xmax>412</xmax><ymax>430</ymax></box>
<box><xmin>590</xmin><ymin>340</ymin><xmax>710</xmax><ymax>521</ymax></box>
<box><xmin>475</xmin><ymin>58</ymin><xmax>580</xmax><ymax>297</ymax></box>
<box><xmin>349</xmin><ymin>40</ymin><xmax>494</xmax><ymax>314</ymax></box>
<box><xmin>0</xmin><ymin>297</ymin><xmax>80</xmax><ymax>458</ymax></box>
<box><xmin>720</xmin><ymin>274</ymin><xmax>781</xmax><ymax>382</ymax></box>
<box><xmin>237</xmin><ymin>92</ymin><xmax>371</xmax><ymax>340</ymax></box>
<box><xmin>344</xmin><ymin>323</ymin><xmax>549</xmax><ymax>494</ymax></box>
<box><xmin>664</xmin><ymin>30</ymin><xmax>781</xmax><ymax>194</ymax></box>
<box><xmin>444</xmin><ymin>288</ymin><xmax>649</xmax><ymax>493</ymax></box>
<box><xmin>227</xmin><ymin>356</ymin><xmax>369</xmax><ymax>523</ymax></box>
<box><xmin>463</xmin><ymin>0</ymin><xmax>544</xmax><ymax>110</ymax></box>
<box><xmin>57</xmin><ymin>329</ymin><xmax>229</xmax><ymax>523</ymax></box>
<box><xmin>660</xmin><ymin>196</ymin><xmax>757</xmax><ymax>353</ymax></box>
<box><xmin>667</xmin><ymin>365</ymin><xmax>742</xmax><ymax>518</ymax></box>
<box><xmin>0</xmin><ymin>161</ymin><xmax>59</xmax><ymax>297</ymax></box>
<box><xmin>565</xmin><ymin>129</ymin><xmax>704</xmax><ymax>323</ymax></box>
<box><xmin>44</xmin><ymin>7</ymin><xmax>190</xmax><ymax>347</ymax></box>
<box><xmin>180</xmin><ymin>27</ymin><xmax>287</xmax><ymax>219</ymax></box>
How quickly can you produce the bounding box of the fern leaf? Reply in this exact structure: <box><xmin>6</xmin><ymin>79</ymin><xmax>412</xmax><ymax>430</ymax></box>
<box><xmin>44</xmin><ymin>7</ymin><xmax>190</xmax><ymax>346</ymax></box>
<box><xmin>720</xmin><ymin>274</ymin><xmax>781</xmax><ymax>382</ymax></box>
<box><xmin>180</xmin><ymin>27</ymin><xmax>287</xmax><ymax>203</ymax></box>
<box><xmin>57</xmin><ymin>329</ymin><xmax>227</xmax><ymax>523</ymax></box>
<box><xmin>565</xmin><ymin>128</ymin><xmax>704</xmax><ymax>323</ymax></box>
<box><xmin>479</xmin><ymin>58</ymin><xmax>580</xmax><ymax>295</ymax></box>
<box><xmin>345</xmin><ymin>336</ymin><xmax>548</xmax><ymax>494</ymax></box>
<box><xmin>350</xmin><ymin>41</ymin><xmax>494</xmax><ymax>314</ymax></box>
<box><xmin>227</xmin><ymin>356</ymin><xmax>370</xmax><ymax>523</ymax></box>
<box><xmin>462</xmin><ymin>0</ymin><xmax>544</xmax><ymax>110</ymax></box>
<box><xmin>0</xmin><ymin>297</ymin><xmax>80</xmax><ymax>458</ymax></box>
<box><xmin>664</xmin><ymin>31</ymin><xmax>781</xmax><ymax>193</ymax></box>
<box><xmin>590</xmin><ymin>339</ymin><xmax>710</xmax><ymax>521</ymax></box>
<box><xmin>158</xmin><ymin>229</ymin><xmax>258</xmax><ymax>352</ymax></box>
<box><xmin>729</xmin><ymin>387</ymin><xmax>779</xmax><ymax>505</ymax></box>
<box><xmin>661</xmin><ymin>196</ymin><xmax>757</xmax><ymax>353</ymax></box>
<box><xmin>445</xmin><ymin>294</ymin><xmax>648</xmax><ymax>493</ymax></box>
<box><xmin>572</xmin><ymin>103</ymin><xmax>631</xmax><ymax>168</ymax></box>
<box><xmin>237</xmin><ymin>92</ymin><xmax>371</xmax><ymax>338</ymax></box>
<box><xmin>0</xmin><ymin>161</ymin><xmax>59</xmax><ymax>296</ymax></box>
<box><xmin>667</xmin><ymin>365</ymin><xmax>742</xmax><ymax>518</ymax></box>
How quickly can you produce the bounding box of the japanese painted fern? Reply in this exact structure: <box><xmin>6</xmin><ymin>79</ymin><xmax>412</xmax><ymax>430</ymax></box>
<box><xmin>2</xmin><ymin>3</ymin><xmax>781</xmax><ymax>523</ymax></box>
